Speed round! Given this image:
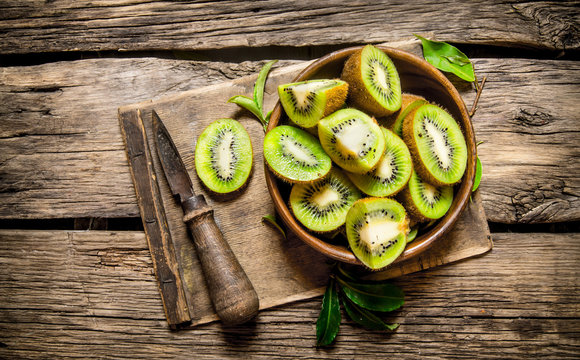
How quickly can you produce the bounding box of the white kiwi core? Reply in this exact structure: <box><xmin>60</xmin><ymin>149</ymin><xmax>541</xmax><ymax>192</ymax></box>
<box><xmin>215</xmin><ymin>132</ymin><xmax>236</xmax><ymax>179</ymax></box>
<box><xmin>359</xmin><ymin>218</ymin><xmax>401</xmax><ymax>253</ymax></box>
<box><xmin>424</xmin><ymin>120</ymin><xmax>451</xmax><ymax>170</ymax></box>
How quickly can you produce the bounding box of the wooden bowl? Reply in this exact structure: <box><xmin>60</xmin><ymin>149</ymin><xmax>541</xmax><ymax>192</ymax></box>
<box><xmin>265</xmin><ymin>45</ymin><xmax>476</xmax><ymax>267</ymax></box>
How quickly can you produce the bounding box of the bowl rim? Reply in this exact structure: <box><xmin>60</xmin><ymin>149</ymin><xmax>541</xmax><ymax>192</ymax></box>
<box><xmin>265</xmin><ymin>45</ymin><xmax>477</xmax><ymax>267</ymax></box>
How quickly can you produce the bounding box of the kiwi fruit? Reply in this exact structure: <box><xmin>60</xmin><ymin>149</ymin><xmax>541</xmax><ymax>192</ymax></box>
<box><xmin>318</xmin><ymin>108</ymin><xmax>386</xmax><ymax>174</ymax></box>
<box><xmin>402</xmin><ymin>103</ymin><xmax>467</xmax><ymax>186</ymax></box>
<box><xmin>346</xmin><ymin>127</ymin><xmax>413</xmax><ymax>197</ymax></box>
<box><xmin>194</xmin><ymin>118</ymin><xmax>253</xmax><ymax>194</ymax></box>
<box><xmin>399</xmin><ymin>170</ymin><xmax>453</xmax><ymax>223</ymax></box>
<box><xmin>263</xmin><ymin>125</ymin><xmax>332</xmax><ymax>183</ymax></box>
<box><xmin>290</xmin><ymin>168</ymin><xmax>362</xmax><ymax>233</ymax></box>
<box><xmin>389</xmin><ymin>94</ymin><xmax>428</xmax><ymax>137</ymax></box>
<box><xmin>278</xmin><ymin>79</ymin><xmax>348</xmax><ymax>128</ymax></box>
<box><xmin>341</xmin><ymin>44</ymin><xmax>402</xmax><ymax>117</ymax></box>
<box><xmin>345</xmin><ymin>197</ymin><xmax>409</xmax><ymax>270</ymax></box>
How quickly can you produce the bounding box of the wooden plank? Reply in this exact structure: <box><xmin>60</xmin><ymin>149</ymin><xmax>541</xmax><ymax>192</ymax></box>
<box><xmin>118</xmin><ymin>109</ymin><xmax>191</xmax><ymax>328</ymax></box>
<box><xmin>0</xmin><ymin>51</ymin><xmax>578</xmax><ymax>223</ymax></box>
<box><xmin>0</xmin><ymin>1</ymin><xmax>578</xmax><ymax>54</ymax></box>
<box><xmin>0</xmin><ymin>230</ymin><xmax>577</xmax><ymax>358</ymax></box>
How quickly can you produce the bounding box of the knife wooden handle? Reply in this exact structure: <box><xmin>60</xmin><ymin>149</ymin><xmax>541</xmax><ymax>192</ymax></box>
<box><xmin>182</xmin><ymin>194</ymin><xmax>259</xmax><ymax>325</ymax></box>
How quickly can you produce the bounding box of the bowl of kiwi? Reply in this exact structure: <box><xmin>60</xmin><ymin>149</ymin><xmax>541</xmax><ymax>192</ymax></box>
<box><xmin>264</xmin><ymin>45</ymin><xmax>476</xmax><ymax>270</ymax></box>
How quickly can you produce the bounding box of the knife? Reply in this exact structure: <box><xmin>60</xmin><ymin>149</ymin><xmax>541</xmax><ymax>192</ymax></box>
<box><xmin>152</xmin><ymin>110</ymin><xmax>259</xmax><ymax>325</ymax></box>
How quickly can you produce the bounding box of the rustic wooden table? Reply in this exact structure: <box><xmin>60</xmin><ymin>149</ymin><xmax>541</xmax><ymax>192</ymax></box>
<box><xmin>1</xmin><ymin>2</ymin><xmax>579</xmax><ymax>358</ymax></box>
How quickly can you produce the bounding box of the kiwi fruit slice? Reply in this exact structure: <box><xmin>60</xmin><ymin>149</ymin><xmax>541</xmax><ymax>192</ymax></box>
<box><xmin>290</xmin><ymin>168</ymin><xmax>362</xmax><ymax>233</ymax></box>
<box><xmin>399</xmin><ymin>170</ymin><xmax>453</xmax><ymax>223</ymax></box>
<box><xmin>318</xmin><ymin>108</ymin><xmax>386</xmax><ymax>174</ymax></box>
<box><xmin>346</xmin><ymin>127</ymin><xmax>413</xmax><ymax>197</ymax></box>
<box><xmin>263</xmin><ymin>125</ymin><xmax>332</xmax><ymax>183</ymax></box>
<box><xmin>194</xmin><ymin>118</ymin><xmax>253</xmax><ymax>194</ymax></box>
<box><xmin>341</xmin><ymin>45</ymin><xmax>402</xmax><ymax>117</ymax></box>
<box><xmin>402</xmin><ymin>104</ymin><xmax>468</xmax><ymax>186</ymax></box>
<box><xmin>390</xmin><ymin>94</ymin><xmax>428</xmax><ymax>137</ymax></box>
<box><xmin>345</xmin><ymin>197</ymin><xmax>409</xmax><ymax>270</ymax></box>
<box><xmin>278</xmin><ymin>79</ymin><xmax>348</xmax><ymax>128</ymax></box>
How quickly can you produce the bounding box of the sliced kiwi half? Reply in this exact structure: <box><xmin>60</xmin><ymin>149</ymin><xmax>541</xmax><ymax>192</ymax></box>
<box><xmin>346</xmin><ymin>127</ymin><xmax>413</xmax><ymax>197</ymax></box>
<box><xmin>194</xmin><ymin>118</ymin><xmax>253</xmax><ymax>194</ymax></box>
<box><xmin>318</xmin><ymin>108</ymin><xmax>386</xmax><ymax>174</ymax></box>
<box><xmin>278</xmin><ymin>79</ymin><xmax>348</xmax><ymax>128</ymax></box>
<box><xmin>390</xmin><ymin>94</ymin><xmax>428</xmax><ymax>137</ymax></box>
<box><xmin>403</xmin><ymin>104</ymin><xmax>468</xmax><ymax>186</ymax></box>
<box><xmin>399</xmin><ymin>170</ymin><xmax>453</xmax><ymax>223</ymax></box>
<box><xmin>263</xmin><ymin>125</ymin><xmax>332</xmax><ymax>183</ymax></box>
<box><xmin>290</xmin><ymin>168</ymin><xmax>362</xmax><ymax>233</ymax></box>
<box><xmin>341</xmin><ymin>45</ymin><xmax>402</xmax><ymax>117</ymax></box>
<box><xmin>345</xmin><ymin>197</ymin><xmax>409</xmax><ymax>270</ymax></box>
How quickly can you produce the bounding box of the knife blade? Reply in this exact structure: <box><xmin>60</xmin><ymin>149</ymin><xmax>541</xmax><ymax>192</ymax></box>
<box><xmin>152</xmin><ymin>110</ymin><xmax>259</xmax><ymax>325</ymax></box>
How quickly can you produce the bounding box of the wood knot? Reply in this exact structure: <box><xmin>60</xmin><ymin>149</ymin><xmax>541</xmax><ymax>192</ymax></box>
<box><xmin>513</xmin><ymin>108</ymin><xmax>552</xmax><ymax>127</ymax></box>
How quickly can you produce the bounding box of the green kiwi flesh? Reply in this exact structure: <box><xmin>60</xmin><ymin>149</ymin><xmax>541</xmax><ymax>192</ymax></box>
<box><xmin>318</xmin><ymin>108</ymin><xmax>386</xmax><ymax>174</ymax></box>
<box><xmin>194</xmin><ymin>118</ymin><xmax>253</xmax><ymax>194</ymax></box>
<box><xmin>346</xmin><ymin>127</ymin><xmax>413</xmax><ymax>197</ymax></box>
<box><xmin>341</xmin><ymin>45</ymin><xmax>402</xmax><ymax>117</ymax></box>
<box><xmin>403</xmin><ymin>104</ymin><xmax>467</xmax><ymax>186</ymax></box>
<box><xmin>390</xmin><ymin>95</ymin><xmax>428</xmax><ymax>137</ymax></box>
<box><xmin>290</xmin><ymin>168</ymin><xmax>362</xmax><ymax>233</ymax></box>
<box><xmin>263</xmin><ymin>125</ymin><xmax>332</xmax><ymax>183</ymax></box>
<box><xmin>278</xmin><ymin>79</ymin><xmax>348</xmax><ymax>128</ymax></box>
<box><xmin>345</xmin><ymin>197</ymin><xmax>409</xmax><ymax>270</ymax></box>
<box><xmin>399</xmin><ymin>170</ymin><xmax>453</xmax><ymax>223</ymax></box>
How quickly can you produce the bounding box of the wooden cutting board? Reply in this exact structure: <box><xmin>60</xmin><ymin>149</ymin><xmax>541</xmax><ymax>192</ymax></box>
<box><xmin>118</xmin><ymin>59</ymin><xmax>493</xmax><ymax>328</ymax></box>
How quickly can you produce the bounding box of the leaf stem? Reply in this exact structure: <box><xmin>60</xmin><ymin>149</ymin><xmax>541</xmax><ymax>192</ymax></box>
<box><xmin>469</xmin><ymin>75</ymin><xmax>487</xmax><ymax>118</ymax></box>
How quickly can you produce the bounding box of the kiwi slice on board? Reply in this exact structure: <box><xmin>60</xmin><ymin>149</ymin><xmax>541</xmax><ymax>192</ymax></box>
<box><xmin>390</xmin><ymin>94</ymin><xmax>428</xmax><ymax>137</ymax></box>
<box><xmin>194</xmin><ymin>118</ymin><xmax>253</xmax><ymax>194</ymax></box>
<box><xmin>345</xmin><ymin>197</ymin><xmax>409</xmax><ymax>270</ymax></box>
<box><xmin>318</xmin><ymin>108</ymin><xmax>386</xmax><ymax>174</ymax></box>
<box><xmin>346</xmin><ymin>127</ymin><xmax>413</xmax><ymax>197</ymax></box>
<box><xmin>263</xmin><ymin>125</ymin><xmax>332</xmax><ymax>183</ymax></box>
<box><xmin>403</xmin><ymin>103</ymin><xmax>468</xmax><ymax>186</ymax></box>
<box><xmin>399</xmin><ymin>170</ymin><xmax>453</xmax><ymax>223</ymax></box>
<box><xmin>278</xmin><ymin>79</ymin><xmax>348</xmax><ymax>128</ymax></box>
<box><xmin>290</xmin><ymin>168</ymin><xmax>362</xmax><ymax>233</ymax></box>
<box><xmin>341</xmin><ymin>45</ymin><xmax>402</xmax><ymax>117</ymax></box>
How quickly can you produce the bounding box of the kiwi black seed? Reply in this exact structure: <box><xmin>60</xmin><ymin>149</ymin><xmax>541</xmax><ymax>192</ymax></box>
<box><xmin>290</xmin><ymin>168</ymin><xmax>362</xmax><ymax>233</ymax></box>
<box><xmin>345</xmin><ymin>197</ymin><xmax>409</xmax><ymax>270</ymax></box>
<box><xmin>398</xmin><ymin>170</ymin><xmax>453</xmax><ymax>223</ymax></box>
<box><xmin>263</xmin><ymin>125</ymin><xmax>332</xmax><ymax>183</ymax></box>
<box><xmin>194</xmin><ymin>118</ymin><xmax>253</xmax><ymax>194</ymax></box>
<box><xmin>278</xmin><ymin>79</ymin><xmax>348</xmax><ymax>128</ymax></box>
<box><xmin>402</xmin><ymin>103</ymin><xmax>468</xmax><ymax>186</ymax></box>
<box><xmin>346</xmin><ymin>127</ymin><xmax>413</xmax><ymax>197</ymax></box>
<box><xmin>341</xmin><ymin>44</ymin><xmax>402</xmax><ymax>117</ymax></box>
<box><xmin>318</xmin><ymin>108</ymin><xmax>385</xmax><ymax>174</ymax></box>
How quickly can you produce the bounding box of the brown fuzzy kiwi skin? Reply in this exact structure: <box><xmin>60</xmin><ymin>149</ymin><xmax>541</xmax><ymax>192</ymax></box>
<box><xmin>397</xmin><ymin>184</ymin><xmax>431</xmax><ymax>224</ymax></box>
<box><xmin>321</xmin><ymin>80</ymin><xmax>349</xmax><ymax>118</ymax></box>
<box><xmin>402</xmin><ymin>104</ymin><xmax>458</xmax><ymax>187</ymax></box>
<box><xmin>341</xmin><ymin>49</ymin><xmax>396</xmax><ymax>118</ymax></box>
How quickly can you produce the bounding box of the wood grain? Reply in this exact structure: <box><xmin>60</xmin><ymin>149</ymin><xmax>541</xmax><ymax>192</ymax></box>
<box><xmin>0</xmin><ymin>1</ymin><xmax>578</xmax><ymax>54</ymax></box>
<box><xmin>119</xmin><ymin>109</ymin><xmax>191</xmax><ymax>328</ymax></box>
<box><xmin>1</xmin><ymin>51</ymin><xmax>578</xmax><ymax>223</ymax></box>
<box><xmin>0</xmin><ymin>230</ymin><xmax>577</xmax><ymax>359</ymax></box>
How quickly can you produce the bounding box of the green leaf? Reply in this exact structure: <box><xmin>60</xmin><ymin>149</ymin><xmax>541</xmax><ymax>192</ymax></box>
<box><xmin>472</xmin><ymin>156</ymin><xmax>482</xmax><ymax>192</ymax></box>
<box><xmin>335</xmin><ymin>264</ymin><xmax>359</xmax><ymax>282</ymax></box>
<box><xmin>254</xmin><ymin>60</ymin><xmax>278</xmax><ymax>116</ymax></box>
<box><xmin>341</xmin><ymin>295</ymin><xmax>399</xmax><ymax>331</ymax></box>
<box><xmin>336</xmin><ymin>276</ymin><xmax>404</xmax><ymax>312</ymax></box>
<box><xmin>227</xmin><ymin>95</ymin><xmax>264</xmax><ymax>122</ymax></box>
<box><xmin>261</xmin><ymin>214</ymin><xmax>286</xmax><ymax>239</ymax></box>
<box><xmin>414</xmin><ymin>34</ymin><xmax>475</xmax><ymax>82</ymax></box>
<box><xmin>406</xmin><ymin>227</ymin><xmax>418</xmax><ymax>244</ymax></box>
<box><xmin>316</xmin><ymin>278</ymin><xmax>341</xmax><ymax>346</ymax></box>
